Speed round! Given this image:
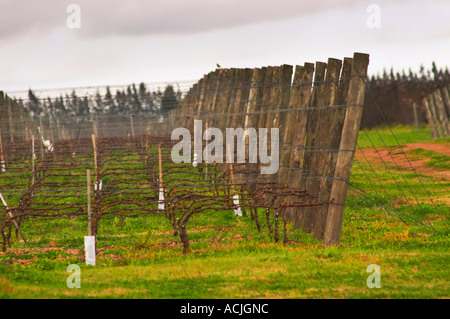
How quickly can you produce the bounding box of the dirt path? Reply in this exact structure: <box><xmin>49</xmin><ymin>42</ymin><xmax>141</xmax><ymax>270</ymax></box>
<box><xmin>403</xmin><ymin>143</ymin><xmax>450</xmax><ymax>156</ymax></box>
<box><xmin>355</xmin><ymin>142</ymin><xmax>450</xmax><ymax>181</ymax></box>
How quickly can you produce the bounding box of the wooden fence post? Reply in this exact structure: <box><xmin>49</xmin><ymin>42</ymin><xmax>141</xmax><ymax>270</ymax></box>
<box><xmin>412</xmin><ymin>102</ymin><xmax>419</xmax><ymax>131</ymax></box>
<box><xmin>301</xmin><ymin>58</ymin><xmax>344</xmax><ymax>237</ymax></box>
<box><xmin>265</xmin><ymin>64</ymin><xmax>292</xmax><ymax>209</ymax></box>
<box><xmin>310</xmin><ymin>58</ymin><xmax>346</xmax><ymax>239</ymax></box>
<box><xmin>295</xmin><ymin>61</ymin><xmax>327</xmax><ymax>230</ymax></box>
<box><xmin>442</xmin><ymin>86</ymin><xmax>450</xmax><ymax>118</ymax></box>
<box><xmin>423</xmin><ymin>97</ymin><xmax>439</xmax><ymax>138</ymax></box>
<box><xmin>283</xmin><ymin>63</ymin><xmax>315</xmax><ymax>223</ymax></box>
<box><xmin>432</xmin><ymin>90</ymin><xmax>449</xmax><ymax>136</ymax></box>
<box><xmin>323</xmin><ymin>52</ymin><xmax>370</xmax><ymax>246</ymax></box>
<box><xmin>243</xmin><ymin>67</ymin><xmax>266</xmax><ymax>195</ymax></box>
<box><xmin>427</xmin><ymin>94</ymin><xmax>443</xmax><ymax>138</ymax></box>
<box><xmin>87</xmin><ymin>169</ymin><xmax>92</xmax><ymax>236</ymax></box>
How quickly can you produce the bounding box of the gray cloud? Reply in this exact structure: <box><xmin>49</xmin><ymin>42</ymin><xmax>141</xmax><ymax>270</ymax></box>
<box><xmin>1</xmin><ymin>0</ymin><xmax>360</xmax><ymax>40</ymax></box>
<box><xmin>0</xmin><ymin>0</ymin><xmax>64</xmax><ymax>39</ymax></box>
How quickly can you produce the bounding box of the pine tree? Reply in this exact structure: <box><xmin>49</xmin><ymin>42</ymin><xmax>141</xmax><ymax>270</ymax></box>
<box><xmin>131</xmin><ymin>83</ymin><xmax>142</xmax><ymax>113</ymax></box>
<box><xmin>160</xmin><ymin>84</ymin><xmax>179</xmax><ymax>117</ymax></box>
<box><xmin>104</xmin><ymin>86</ymin><xmax>114</xmax><ymax>113</ymax></box>
<box><xmin>94</xmin><ymin>90</ymin><xmax>103</xmax><ymax>114</ymax></box>
<box><xmin>115</xmin><ymin>90</ymin><xmax>127</xmax><ymax>115</ymax></box>
<box><xmin>138</xmin><ymin>82</ymin><xmax>153</xmax><ymax>111</ymax></box>
<box><xmin>47</xmin><ymin>97</ymin><xmax>54</xmax><ymax>119</ymax></box>
<box><xmin>26</xmin><ymin>89</ymin><xmax>41</xmax><ymax>117</ymax></box>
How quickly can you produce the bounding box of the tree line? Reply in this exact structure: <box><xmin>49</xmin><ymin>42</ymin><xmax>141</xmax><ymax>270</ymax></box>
<box><xmin>13</xmin><ymin>82</ymin><xmax>181</xmax><ymax>120</ymax></box>
<box><xmin>362</xmin><ymin>61</ymin><xmax>450</xmax><ymax>128</ymax></box>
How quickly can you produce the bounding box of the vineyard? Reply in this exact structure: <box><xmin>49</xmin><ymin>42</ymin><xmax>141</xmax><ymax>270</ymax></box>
<box><xmin>0</xmin><ymin>52</ymin><xmax>449</xmax><ymax>299</ymax></box>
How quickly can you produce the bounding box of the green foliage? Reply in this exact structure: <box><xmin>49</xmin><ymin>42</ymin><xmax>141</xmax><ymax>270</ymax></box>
<box><xmin>357</xmin><ymin>125</ymin><xmax>432</xmax><ymax>148</ymax></box>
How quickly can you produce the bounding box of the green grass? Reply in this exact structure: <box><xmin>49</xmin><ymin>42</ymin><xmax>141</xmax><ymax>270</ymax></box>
<box><xmin>408</xmin><ymin>148</ymin><xmax>450</xmax><ymax>169</ymax></box>
<box><xmin>357</xmin><ymin>125</ymin><xmax>433</xmax><ymax>148</ymax></box>
<box><xmin>0</xmin><ymin>125</ymin><xmax>449</xmax><ymax>299</ymax></box>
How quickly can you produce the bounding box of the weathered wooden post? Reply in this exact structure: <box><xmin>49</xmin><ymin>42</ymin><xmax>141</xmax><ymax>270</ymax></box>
<box><xmin>433</xmin><ymin>90</ymin><xmax>449</xmax><ymax>136</ymax></box>
<box><xmin>427</xmin><ymin>94</ymin><xmax>443</xmax><ymax>138</ymax></box>
<box><xmin>244</xmin><ymin>67</ymin><xmax>266</xmax><ymax>196</ymax></box>
<box><xmin>295</xmin><ymin>61</ymin><xmax>327</xmax><ymax>230</ymax></box>
<box><xmin>412</xmin><ymin>102</ymin><xmax>419</xmax><ymax>131</ymax></box>
<box><xmin>283</xmin><ymin>63</ymin><xmax>315</xmax><ymax>223</ymax></box>
<box><xmin>323</xmin><ymin>52</ymin><xmax>370</xmax><ymax>246</ymax></box>
<box><xmin>423</xmin><ymin>97</ymin><xmax>439</xmax><ymax>138</ymax></box>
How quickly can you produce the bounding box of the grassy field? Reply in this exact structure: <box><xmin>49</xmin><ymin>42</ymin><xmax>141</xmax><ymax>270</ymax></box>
<box><xmin>0</xmin><ymin>125</ymin><xmax>449</xmax><ymax>299</ymax></box>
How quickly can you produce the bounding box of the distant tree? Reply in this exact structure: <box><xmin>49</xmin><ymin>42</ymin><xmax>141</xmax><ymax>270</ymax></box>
<box><xmin>68</xmin><ymin>90</ymin><xmax>80</xmax><ymax>116</ymax></box>
<box><xmin>160</xmin><ymin>85</ymin><xmax>179</xmax><ymax>117</ymax></box>
<box><xmin>54</xmin><ymin>95</ymin><xmax>67</xmax><ymax>116</ymax></box>
<box><xmin>94</xmin><ymin>90</ymin><xmax>103</xmax><ymax>114</ymax></box>
<box><xmin>114</xmin><ymin>90</ymin><xmax>127</xmax><ymax>115</ymax></box>
<box><xmin>47</xmin><ymin>97</ymin><xmax>54</xmax><ymax>118</ymax></box>
<box><xmin>431</xmin><ymin>61</ymin><xmax>438</xmax><ymax>80</ymax></box>
<box><xmin>77</xmin><ymin>96</ymin><xmax>89</xmax><ymax>116</ymax></box>
<box><xmin>26</xmin><ymin>89</ymin><xmax>41</xmax><ymax>117</ymax></box>
<box><xmin>130</xmin><ymin>83</ymin><xmax>142</xmax><ymax>113</ymax></box>
<box><xmin>104</xmin><ymin>86</ymin><xmax>115</xmax><ymax>113</ymax></box>
<box><xmin>138</xmin><ymin>82</ymin><xmax>154</xmax><ymax>111</ymax></box>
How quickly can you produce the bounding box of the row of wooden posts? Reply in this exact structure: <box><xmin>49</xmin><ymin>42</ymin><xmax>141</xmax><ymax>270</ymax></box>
<box><xmin>423</xmin><ymin>85</ymin><xmax>450</xmax><ymax>138</ymax></box>
<box><xmin>173</xmin><ymin>52</ymin><xmax>370</xmax><ymax>245</ymax></box>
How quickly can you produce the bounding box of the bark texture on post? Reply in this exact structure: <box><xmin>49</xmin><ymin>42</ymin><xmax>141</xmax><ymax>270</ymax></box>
<box><xmin>323</xmin><ymin>52</ymin><xmax>370</xmax><ymax>246</ymax></box>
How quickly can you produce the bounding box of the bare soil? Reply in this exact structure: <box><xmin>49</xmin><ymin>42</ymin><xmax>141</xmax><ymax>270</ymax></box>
<box><xmin>355</xmin><ymin>142</ymin><xmax>450</xmax><ymax>181</ymax></box>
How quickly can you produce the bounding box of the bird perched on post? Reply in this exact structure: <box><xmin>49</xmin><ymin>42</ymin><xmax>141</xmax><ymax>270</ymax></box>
<box><xmin>216</xmin><ymin>63</ymin><xmax>221</xmax><ymax>68</ymax></box>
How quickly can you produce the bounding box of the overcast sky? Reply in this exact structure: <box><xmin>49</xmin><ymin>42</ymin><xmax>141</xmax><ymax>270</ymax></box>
<box><xmin>1</xmin><ymin>0</ymin><xmax>449</xmax><ymax>95</ymax></box>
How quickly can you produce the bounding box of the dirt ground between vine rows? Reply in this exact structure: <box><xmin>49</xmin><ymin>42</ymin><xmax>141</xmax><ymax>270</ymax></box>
<box><xmin>355</xmin><ymin>142</ymin><xmax>450</xmax><ymax>181</ymax></box>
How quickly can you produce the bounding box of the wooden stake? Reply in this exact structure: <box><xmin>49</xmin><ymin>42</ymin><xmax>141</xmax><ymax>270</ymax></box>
<box><xmin>91</xmin><ymin>134</ymin><xmax>98</xmax><ymax>182</ymax></box>
<box><xmin>37</xmin><ymin>126</ymin><xmax>44</xmax><ymax>159</ymax></box>
<box><xmin>412</xmin><ymin>102</ymin><xmax>419</xmax><ymax>131</ymax></box>
<box><xmin>423</xmin><ymin>97</ymin><xmax>438</xmax><ymax>138</ymax></box>
<box><xmin>158</xmin><ymin>143</ymin><xmax>163</xmax><ymax>189</ymax></box>
<box><xmin>227</xmin><ymin>144</ymin><xmax>237</xmax><ymax>205</ymax></box>
<box><xmin>130</xmin><ymin>114</ymin><xmax>135</xmax><ymax>138</ymax></box>
<box><xmin>49</xmin><ymin>119</ymin><xmax>55</xmax><ymax>145</ymax></box>
<box><xmin>31</xmin><ymin>135</ymin><xmax>35</xmax><ymax>185</ymax></box>
<box><xmin>0</xmin><ymin>128</ymin><xmax>5</xmax><ymax>173</ymax></box>
<box><xmin>87</xmin><ymin>169</ymin><xmax>92</xmax><ymax>236</ymax></box>
<box><xmin>7</xmin><ymin>99</ymin><xmax>14</xmax><ymax>143</ymax></box>
<box><xmin>145</xmin><ymin>125</ymin><xmax>150</xmax><ymax>163</ymax></box>
<box><xmin>56</xmin><ymin>119</ymin><xmax>61</xmax><ymax>141</ymax></box>
<box><xmin>93</xmin><ymin>120</ymin><xmax>98</xmax><ymax>139</ymax></box>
